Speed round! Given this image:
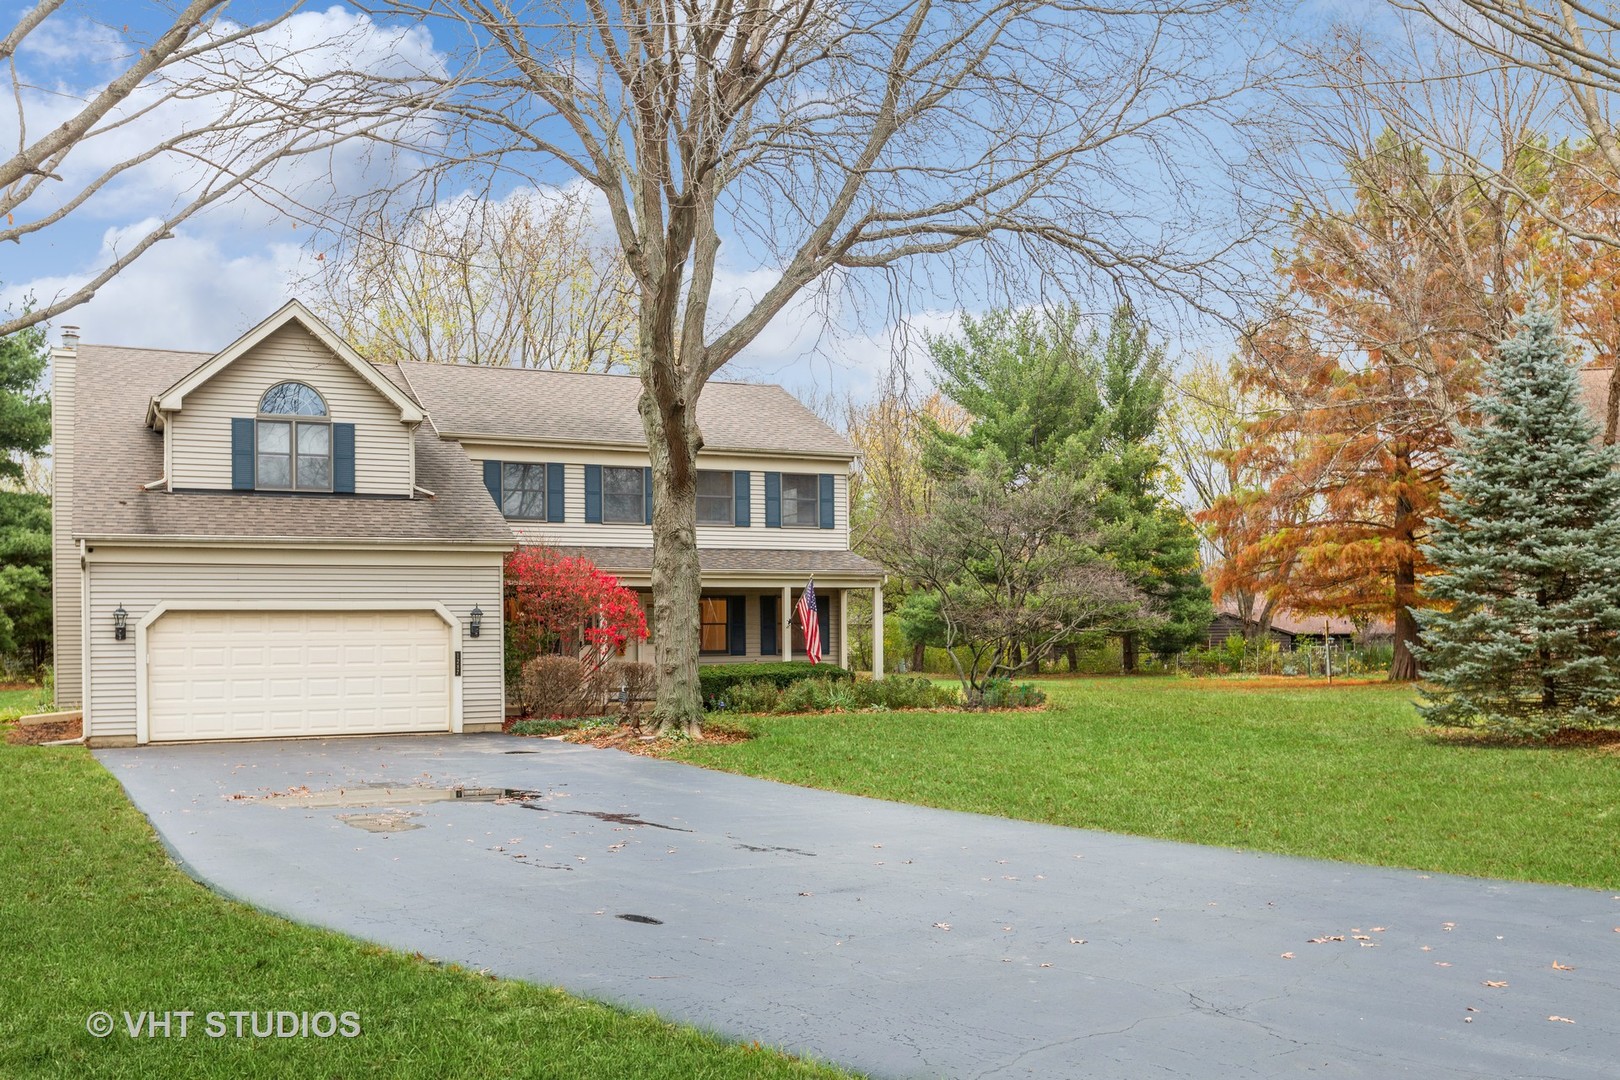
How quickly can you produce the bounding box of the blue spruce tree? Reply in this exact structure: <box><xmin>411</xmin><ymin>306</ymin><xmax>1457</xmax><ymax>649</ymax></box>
<box><xmin>1417</xmin><ymin>310</ymin><xmax>1620</xmax><ymax>737</ymax></box>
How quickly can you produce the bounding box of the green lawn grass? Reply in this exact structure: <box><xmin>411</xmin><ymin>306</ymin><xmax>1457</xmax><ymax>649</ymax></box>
<box><xmin>0</xmin><ymin>684</ymin><xmax>48</xmax><ymax>718</ymax></box>
<box><xmin>672</xmin><ymin>677</ymin><xmax>1620</xmax><ymax>890</ymax></box>
<box><xmin>0</xmin><ymin>744</ymin><xmax>854</xmax><ymax>1079</ymax></box>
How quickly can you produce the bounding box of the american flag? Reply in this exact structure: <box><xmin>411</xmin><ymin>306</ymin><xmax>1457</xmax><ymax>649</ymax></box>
<box><xmin>796</xmin><ymin>579</ymin><xmax>822</xmax><ymax>665</ymax></box>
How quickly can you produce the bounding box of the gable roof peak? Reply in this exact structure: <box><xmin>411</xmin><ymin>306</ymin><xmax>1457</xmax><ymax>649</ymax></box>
<box><xmin>146</xmin><ymin>299</ymin><xmax>425</xmax><ymax>428</ymax></box>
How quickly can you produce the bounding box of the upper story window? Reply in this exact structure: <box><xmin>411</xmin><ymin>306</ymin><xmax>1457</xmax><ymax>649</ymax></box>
<box><xmin>697</xmin><ymin>470</ymin><xmax>733</xmax><ymax>525</ymax></box>
<box><xmin>501</xmin><ymin>463</ymin><xmax>547</xmax><ymax>520</ymax></box>
<box><xmin>256</xmin><ymin>382</ymin><xmax>330</xmax><ymax>491</ymax></box>
<box><xmin>780</xmin><ymin>472</ymin><xmax>819</xmax><ymax>527</ymax></box>
<box><xmin>603</xmin><ymin>466</ymin><xmax>644</xmax><ymax>524</ymax></box>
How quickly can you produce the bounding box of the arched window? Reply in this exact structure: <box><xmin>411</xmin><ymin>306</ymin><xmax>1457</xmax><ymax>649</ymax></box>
<box><xmin>255</xmin><ymin>382</ymin><xmax>331</xmax><ymax>490</ymax></box>
<box><xmin>259</xmin><ymin>382</ymin><xmax>327</xmax><ymax>416</ymax></box>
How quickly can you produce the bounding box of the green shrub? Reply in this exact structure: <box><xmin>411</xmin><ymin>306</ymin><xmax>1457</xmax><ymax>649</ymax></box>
<box><xmin>509</xmin><ymin>716</ymin><xmax>614</xmax><ymax>737</ymax></box>
<box><xmin>852</xmin><ymin>675</ymin><xmax>958</xmax><ymax>710</ymax></box>
<box><xmin>976</xmin><ymin>678</ymin><xmax>1046</xmax><ymax>709</ymax></box>
<box><xmin>721</xmin><ymin>679</ymin><xmax>784</xmax><ymax>714</ymax></box>
<box><xmin>700</xmin><ymin>662</ymin><xmax>851</xmax><ymax>709</ymax></box>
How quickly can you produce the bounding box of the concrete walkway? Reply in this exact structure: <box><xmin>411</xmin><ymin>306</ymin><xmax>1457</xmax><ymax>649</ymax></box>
<box><xmin>97</xmin><ymin>735</ymin><xmax>1618</xmax><ymax>1079</ymax></box>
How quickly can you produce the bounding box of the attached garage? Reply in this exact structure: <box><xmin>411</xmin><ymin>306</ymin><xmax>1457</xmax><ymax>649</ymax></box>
<box><xmin>143</xmin><ymin>608</ymin><xmax>455</xmax><ymax>742</ymax></box>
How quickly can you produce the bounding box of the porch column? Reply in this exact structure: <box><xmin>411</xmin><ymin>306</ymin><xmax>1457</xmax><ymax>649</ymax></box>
<box><xmin>837</xmin><ymin>588</ymin><xmax>849</xmax><ymax>670</ymax></box>
<box><xmin>871</xmin><ymin>582</ymin><xmax>884</xmax><ymax>680</ymax></box>
<box><xmin>781</xmin><ymin>584</ymin><xmax>792</xmax><ymax>662</ymax></box>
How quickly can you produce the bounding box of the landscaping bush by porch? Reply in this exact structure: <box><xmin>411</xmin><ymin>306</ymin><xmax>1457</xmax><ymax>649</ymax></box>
<box><xmin>699</xmin><ymin>663</ymin><xmax>851</xmax><ymax>708</ymax></box>
<box><xmin>716</xmin><ymin>674</ymin><xmax>959</xmax><ymax>714</ymax></box>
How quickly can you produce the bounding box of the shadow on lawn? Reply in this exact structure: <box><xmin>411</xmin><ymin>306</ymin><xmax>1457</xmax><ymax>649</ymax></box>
<box><xmin>1421</xmin><ymin>726</ymin><xmax>1620</xmax><ymax>752</ymax></box>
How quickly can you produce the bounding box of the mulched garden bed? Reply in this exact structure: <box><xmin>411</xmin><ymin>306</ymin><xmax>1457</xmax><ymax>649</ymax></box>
<box><xmin>556</xmin><ymin>723</ymin><xmax>752</xmax><ymax>756</ymax></box>
<box><xmin>5</xmin><ymin>716</ymin><xmax>82</xmax><ymax>746</ymax></box>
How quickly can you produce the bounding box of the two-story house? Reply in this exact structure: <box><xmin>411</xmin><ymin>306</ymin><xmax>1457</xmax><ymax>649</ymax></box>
<box><xmin>52</xmin><ymin>301</ymin><xmax>885</xmax><ymax>746</ymax></box>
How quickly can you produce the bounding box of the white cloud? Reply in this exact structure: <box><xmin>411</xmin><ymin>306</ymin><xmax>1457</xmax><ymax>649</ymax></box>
<box><xmin>4</xmin><ymin>221</ymin><xmax>313</xmax><ymax>349</ymax></box>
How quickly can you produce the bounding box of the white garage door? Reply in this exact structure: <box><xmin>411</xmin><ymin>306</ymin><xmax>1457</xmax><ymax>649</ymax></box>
<box><xmin>146</xmin><ymin>609</ymin><xmax>452</xmax><ymax>742</ymax></box>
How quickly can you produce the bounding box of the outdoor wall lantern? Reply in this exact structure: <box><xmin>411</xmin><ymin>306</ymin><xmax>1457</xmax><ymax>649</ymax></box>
<box><xmin>113</xmin><ymin>604</ymin><xmax>128</xmax><ymax>641</ymax></box>
<box><xmin>469</xmin><ymin>605</ymin><xmax>483</xmax><ymax>638</ymax></box>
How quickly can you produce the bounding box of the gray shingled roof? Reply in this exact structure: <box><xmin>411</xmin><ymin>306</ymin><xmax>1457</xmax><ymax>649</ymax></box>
<box><xmin>548</xmin><ymin>546</ymin><xmax>884</xmax><ymax>578</ymax></box>
<box><xmin>71</xmin><ymin>345</ymin><xmax>513</xmax><ymax>544</ymax></box>
<box><xmin>397</xmin><ymin>361</ymin><xmax>856</xmax><ymax>458</ymax></box>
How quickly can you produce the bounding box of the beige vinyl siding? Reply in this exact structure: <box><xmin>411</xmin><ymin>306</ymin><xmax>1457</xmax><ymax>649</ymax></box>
<box><xmin>168</xmin><ymin>322</ymin><xmax>414</xmax><ymax>495</ymax></box>
<box><xmin>83</xmin><ymin>548</ymin><xmax>503</xmax><ymax>739</ymax></box>
<box><xmin>461</xmin><ymin>445</ymin><xmax>851</xmax><ymax>551</ymax></box>
<box><xmin>50</xmin><ymin>347</ymin><xmax>82</xmax><ymax>708</ymax></box>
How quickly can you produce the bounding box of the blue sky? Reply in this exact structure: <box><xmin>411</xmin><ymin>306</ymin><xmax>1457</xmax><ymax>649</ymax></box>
<box><xmin>2</xmin><ymin>1</ymin><xmax>1367</xmax><ymax>405</ymax></box>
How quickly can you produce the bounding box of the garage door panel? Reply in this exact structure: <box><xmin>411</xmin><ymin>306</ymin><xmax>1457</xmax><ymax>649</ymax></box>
<box><xmin>147</xmin><ymin>609</ymin><xmax>452</xmax><ymax>742</ymax></box>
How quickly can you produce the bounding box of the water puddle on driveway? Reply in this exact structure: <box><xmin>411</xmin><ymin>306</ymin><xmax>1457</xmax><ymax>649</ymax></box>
<box><xmin>340</xmin><ymin>812</ymin><xmax>426</xmax><ymax>833</ymax></box>
<box><xmin>520</xmin><ymin>806</ymin><xmax>693</xmax><ymax>832</ymax></box>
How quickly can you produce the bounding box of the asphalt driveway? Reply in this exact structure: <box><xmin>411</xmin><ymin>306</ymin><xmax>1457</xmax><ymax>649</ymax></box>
<box><xmin>97</xmin><ymin>734</ymin><xmax>1618</xmax><ymax>1079</ymax></box>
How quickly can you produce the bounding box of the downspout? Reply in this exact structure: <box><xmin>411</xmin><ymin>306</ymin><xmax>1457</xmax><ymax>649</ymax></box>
<box><xmin>78</xmin><ymin>539</ymin><xmax>91</xmax><ymax>742</ymax></box>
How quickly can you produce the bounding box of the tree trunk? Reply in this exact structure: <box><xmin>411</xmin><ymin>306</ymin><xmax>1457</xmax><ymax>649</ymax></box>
<box><xmin>1389</xmin><ymin>484</ymin><xmax>1421</xmax><ymax>682</ymax></box>
<box><xmin>641</xmin><ymin>379</ymin><xmax>705</xmax><ymax>736</ymax></box>
<box><xmin>910</xmin><ymin>640</ymin><xmax>925</xmax><ymax>674</ymax></box>
<box><xmin>1065</xmin><ymin>642</ymin><xmax>1079</xmax><ymax>672</ymax></box>
<box><xmin>1606</xmin><ymin>364</ymin><xmax>1619</xmax><ymax>446</ymax></box>
<box><xmin>1121</xmin><ymin>631</ymin><xmax>1139</xmax><ymax>673</ymax></box>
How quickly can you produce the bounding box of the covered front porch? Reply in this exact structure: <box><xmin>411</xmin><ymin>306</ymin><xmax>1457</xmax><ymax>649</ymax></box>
<box><xmin>556</xmin><ymin>547</ymin><xmax>886</xmax><ymax>676</ymax></box>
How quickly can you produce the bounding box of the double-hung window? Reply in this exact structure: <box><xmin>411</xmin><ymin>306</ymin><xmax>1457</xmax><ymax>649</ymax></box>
<box><xmin>779</xmin><ymin>473</ymin><xmax>819</xmax><ymax>527</ymax></box>
<box><xmin>501</xmin><ymin>463</ymin><xmax>547</xmax><ymax>520</ymax></box>
<box><xmin>256</xmin><ymin>382</ymin><xmax>330</xmax><ymax>491</ymax></box>
<box><xmin>697</xmin><ymin>470</ymin><xmax>734</xmax><ymax>525</ymax></box>
<box><xmin>603</xmin><ymin>466</ymin><xmax>644</xmax><ymax>523</ymax></box>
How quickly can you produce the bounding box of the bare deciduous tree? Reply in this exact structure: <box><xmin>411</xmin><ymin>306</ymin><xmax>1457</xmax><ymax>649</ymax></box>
<box><xmin>1342</xmin><ymin>2</ymin><xmax>1620</xmax><ymax>437</ymax></box>
<box><xmin>372</xmin><ymin>0</ymin><xmax>1281</xmax><ymax>730</ymax></box>
<box><xmin>307</xmin><ymin>188</ymin><xmax>636</xmax><ymax>368</ymax></box>
<box><xmin>1</xmin><ymin>1</ymin><xmax>439</xmax><ymax>337</ymax></box>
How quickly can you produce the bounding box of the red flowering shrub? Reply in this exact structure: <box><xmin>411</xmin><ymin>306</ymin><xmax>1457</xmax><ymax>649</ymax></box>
<box><xmin>504</xmin><ymin>546</ymin><xmax>649</xmax><ymax>714</ymax></box>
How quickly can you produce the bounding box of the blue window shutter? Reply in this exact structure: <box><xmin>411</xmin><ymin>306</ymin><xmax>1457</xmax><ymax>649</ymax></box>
<box><xmin>231</xmin><ymin>418</ymin><xmax>255</xmax><ymax>490</ymax></box>
<box><xmin>728</xmin><ymin>595</ymin><xmax>747</xmax><ymax>656</ymax></box>
<box><xmin>333</xmin><ymin>423</ymin><xmax>356</xmax><ymax>494</ymax></box>
<box><xmin>733</xmin><ymin>470</ymin><xmax>751</xmax><ymax>527</ymax></box>
<box><xmin>818</xmin><ymin>602</ymin><xmax>831</xmax><ymax>659</ymax></box>
<box><xmin>546</xmin><ymin>463</ymin><xmax>565</xmax><ymax>522</ymax></box>
<box><xmin>584</xmin><ymin>465</ymin><xmax>602</xmax><ymax>522</ymax></box>
<box><xmin>819</xmin><ymin>473</ymin><xmax>835</xmax><ymax>529</ymax></box>
<box><xmin>643</xmin><ymin>466</ymin><xmax>653</xmax><ymax>524</ymax></box>
<box><xmin>764</xmin><ymin>472</ymin><xmax>781</xmax><ymax>528</ymax></box>
<box><xmin>760</xmin><ymin>594</ymin><xmax>777</xmax><ymax>656</ymax></box>
<box><xmin>482</xmin><ymin>460</ymin><xmax>501</xmax><ymax>508</ymax></box>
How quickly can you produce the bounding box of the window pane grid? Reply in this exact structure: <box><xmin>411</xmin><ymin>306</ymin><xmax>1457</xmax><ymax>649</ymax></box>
<box><xmin>780</xmin><ymin>473</ymin><xmax>818</xmax><ymax>527</ymax></box>
<box><xmin>697</xmin><ymin>469</ymin><xmax>733</xmax><ymax>525</ymax></box>
<box><xmin>501</xmin><ymin>462</ymin><xmax>547</xmax><ymax>520</ymax></box>
<box><xmin>256</xmin><ymin>419</ymin><xmax>330</xmax><ymax>491</ymax></box>
<box><xmin>604</xmin><ymin>466</ymin><xmax>643</xmax><ymax>523</ymax></box>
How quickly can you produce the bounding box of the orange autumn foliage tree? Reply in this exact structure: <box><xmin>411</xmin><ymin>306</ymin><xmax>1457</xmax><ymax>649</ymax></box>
<box><xmin>1220</xmin><ymin>137</ymin><xmax>1536</xmax><ymax>680</ymax></box>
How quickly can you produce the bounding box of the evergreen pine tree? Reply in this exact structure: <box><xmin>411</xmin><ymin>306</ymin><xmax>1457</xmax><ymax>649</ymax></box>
<box><xmin>1417</xmin><ymin>309</ymin><xmax>1620</xmax><ymax>737</ymax></box>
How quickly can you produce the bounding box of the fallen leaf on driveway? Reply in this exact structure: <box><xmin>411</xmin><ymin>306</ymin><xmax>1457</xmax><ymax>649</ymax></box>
<box><xmin>1069</xmin><ymin>938</ymin><xmax>1086</xmax><ymax>945</ymax></box>
<box><xmin>1039</xmin><ymin>962</ymin><xmax>1052</xmax><ymax>968</ymax></box>
<box><xmin>1552</xmin><ymin>961</ymin><xmax>1576</xmax><ymax>971</ymax></box>
<box><xmin>1442</xmin><ymin>922</ymin><xmax>1456</xmax><ymax>931</ymax></box>
<box><xmin>1435</xmin><ymin>962</ymin><xmax>1452</xmax><ymax>967</ymax></box>
<box><xmin>1549</xmin><ymin>1016</ymin><xmax>1575</xmax><ymax>1024</ymax></box>
<box><xmin>933</xmin><ymin>922</ymin><xmax>951</xmax><ymax>931</ymax></box>
<box><xmin>1280</xmin><ymin>952</ymin><xmax>1295</xmax><ymax>960</ymax></box>
<box><xmin>1352</xmin><ymin>934</ymin><xmax>1371</xmax><ymax>941</ymax></box>
<box><xmin>1360</xmin><ymin>942</ymin><xmax>1379</xmax><ymax>948</ymax></box>
<box><xmin>1002</xmin><ymin>925</ymin><xmax>1013</xmax><ymax>932</ymax></box>
<box><xmin>798</xmin><ymin>891</ymin><xmax>813</xmax><ymax>897</ymax></box>
<box><xmin>1370</xmin><ymin>927</ymin><xmax>1387</xmax><ymax>933</ymax></box>
<box><xmin>1420</xmin><ymin>946</ymin><xmax>1434</xmax><ymax>952</ymax></box>
<box><xmin>1483</xmin><ymin>981</ymin><xmax>1508</xmax><ymax>988</ymax></box>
